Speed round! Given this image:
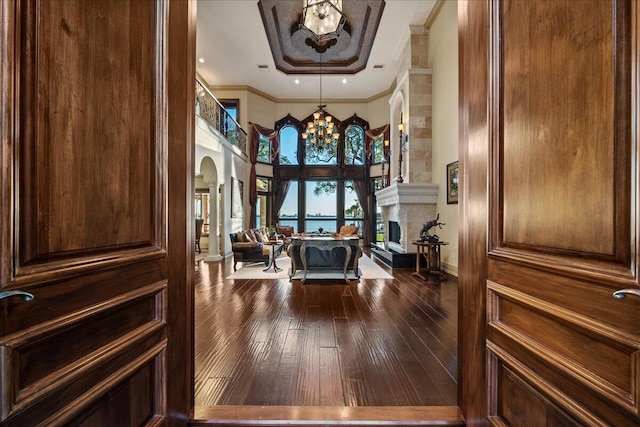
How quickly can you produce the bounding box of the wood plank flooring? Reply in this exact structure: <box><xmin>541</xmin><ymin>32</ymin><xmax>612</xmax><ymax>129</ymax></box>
<box><xmin>194</xmin><ymin>251</ymin><xmax>458</xmax><ymax>408</ymax></box>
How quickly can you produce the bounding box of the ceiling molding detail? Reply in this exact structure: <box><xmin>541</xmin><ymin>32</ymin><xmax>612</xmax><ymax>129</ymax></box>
<box><xmin>257</xmin><ymin>0</ymin><xmax>386</xmax><ymax>75</ymax></box>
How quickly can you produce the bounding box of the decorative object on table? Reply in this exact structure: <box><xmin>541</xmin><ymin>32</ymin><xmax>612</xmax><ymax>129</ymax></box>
<box><xmin>420</xmin><ymin>213</ymin><xmax>446</xmax><ymax>243</ymax></box>
<box><xmin>318</xmin><ymin>227</ymin><xmax>324</xmax><ymax>234</ymax></box>
<box><xmin>231</xmin><ymin>177</ymin><xmax>244</xmax><ymax>218</ymax></box>
<box><xmin>267</xmin><ymin>225</ymin><xmax>277</xmax><ymax>240</ymax></box>
<box><xmin>397</xmin><ymin>113</ymin><xmax>408</xmax><ymax>183</ymax></box>
<box><xmin>446</xmin><ymin>160</ymin><xmax>459</xmax><ymax>204</ymax></box>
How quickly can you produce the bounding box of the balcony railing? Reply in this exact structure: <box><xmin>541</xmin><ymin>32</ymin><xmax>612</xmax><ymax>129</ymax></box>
<box><xmin>195</xmin><ymin>78</ymin><xmax>247</xmax><ymax>155</ymax></box>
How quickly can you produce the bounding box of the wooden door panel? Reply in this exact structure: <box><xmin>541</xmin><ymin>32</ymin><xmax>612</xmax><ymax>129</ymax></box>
<box><xmin>18</xmin><ymin>0</ymin><xmax>159</xmax><ymax>259</ymax></box>
<box><xmin>483</xmin><ymin>0</ymin><xmax>640</xmax><ymax>425</ymax></box>
<box><xmin>1</xmin><ymin>0</ymin><xmax>175</xmax><ymax>425</ymax></box>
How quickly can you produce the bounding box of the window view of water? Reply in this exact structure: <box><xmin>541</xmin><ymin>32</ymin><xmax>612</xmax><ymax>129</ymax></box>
<box><xmin>278</xmin><ymin>218</ymin><xmax>363</xmax><ymax>235</ymax></box>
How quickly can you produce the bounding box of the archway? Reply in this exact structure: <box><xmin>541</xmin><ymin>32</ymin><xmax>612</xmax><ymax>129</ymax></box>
<box><xmin>198</xmin><ymin>156</ymin><xmax>223</xmax><ymax>262</ymax></box>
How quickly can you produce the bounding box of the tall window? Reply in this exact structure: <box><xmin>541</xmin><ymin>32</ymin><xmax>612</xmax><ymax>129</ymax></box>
<box><xmin>279</xmin><ymin>126</ymin><xmax>298</xmax><ymax>165</ymax></box>
<box><xmin>344</xmin><ymin>124</ymin><xmax>364</xmax><ymax>165</ymax></box>
<box><xmin>344</xmin><ymin>180</ymin><xmax>363</xmax><ymax>235</ymax></box>
<box><xmin>257</xmin><ymin>135</ymin><xmax>270</xmax><ymax>163</ymax></box>
<box><xmin>220</xmin><ymin>99</ymin><xmax>238</xmax><ymax>121</ymax></box>
<box><xmin>305</xmin><ymin>180</ymin><xmax>337</xmax><ymax>232</ymax></box>
<box><xmin>305</xmin><ymin>138</ymin><xmax>338</xmax><ymax>165</ymax></box>
<box><xmin>371</xmin><ymin>135</ymin><xmax>384</xmax><ymax>164</ymax></box>
<box><xmin>372</xmin><ymin>178</ymin><xmax>384</xmax><ymax>242</ymax></box>
<box><xmin>278</xmin><ymin>180</ymin><xmax>298</xmax><ymax>231</ymax></box>
<box><xmin>255</xmin><ymin>177</ymin><xmax>271</xmax><ymax>228</ymax></box>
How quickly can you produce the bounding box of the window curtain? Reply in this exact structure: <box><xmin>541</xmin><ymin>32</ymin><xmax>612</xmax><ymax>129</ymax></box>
<box><xmin>352</xmin><ymin>179</ymin><xmax>372</xmax><ymax>247</ymax></box>
<box><xmin>249</xmin><ymin>123</ymin><xmax>278</xmax><ymax>228</ymax></box>
<box><xmin>362</xmin><ymin>125</ymin><xmax>389</xmax><ymax>246</ymax></box>
<box><xmin>365</xmin><ymin>124</ymin><xmax>390</xmax><ymax>170</ymax></box>
<box><xmin>273</xmin><ymin>178</ymin><xmax>291</xmax><ymax>226</ymax></box>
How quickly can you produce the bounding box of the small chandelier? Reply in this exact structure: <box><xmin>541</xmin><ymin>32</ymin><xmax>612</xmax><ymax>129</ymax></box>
<box><xmin>300</xmin><ymin>0</ymin><xmax>346</xmax><ymax>44</ymax></box>
<box><xmin>302</xmin><ymin>58</ymin><xmax>339</xmax><ymax>149</ymax></box>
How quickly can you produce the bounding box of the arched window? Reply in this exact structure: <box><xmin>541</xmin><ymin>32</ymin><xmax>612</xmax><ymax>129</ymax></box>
<box><xmin>344</xmin><ymin>124</ymin><xmax>365</xmax><ymax>165</ymax></box>
<box><xmin>279</xmin><ymin>125</ymin><xmax>298</xmax><ymax>165</ymax></box>
<box><xmin>371</xmin><ymin>135</ymin><xmax>384</xmax><ymax>164</ymax></box>
<box><xmin>257</xmin><ymin>134</ymin><xmax>270</xmax><ymax>163</ymax></box>
<box><xmin>305</xmin><ymin>136</ymin><xmax>338</xmax><ymax>165</ymax></box>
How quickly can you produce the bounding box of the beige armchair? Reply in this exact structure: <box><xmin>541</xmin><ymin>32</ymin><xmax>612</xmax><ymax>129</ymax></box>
<box><xmin>338</xmin><ymin>225</ymin><xmax>359</xmax><ymax>237</ymax></box>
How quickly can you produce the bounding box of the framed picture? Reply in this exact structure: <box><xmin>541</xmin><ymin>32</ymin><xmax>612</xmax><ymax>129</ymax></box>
<box><xmin>446</xmin><ymin>161</ymin><xmax>459</xmax><ymax>204</ymax></box>
<box><xmin>231</xmin><ymin>177</ymin><xmax>244</xmax><ymax>218</ymax></box>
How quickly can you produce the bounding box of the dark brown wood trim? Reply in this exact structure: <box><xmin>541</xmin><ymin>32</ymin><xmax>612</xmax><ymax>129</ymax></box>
<box><xmin>458</xmin><ymin>0</ymin><xmax>489</xmax><ymax>425</ymax></box>
<box><xmin>166</xmin><ymin>0</ymin><xmax>196</xmax><ymax>424</ymax></box>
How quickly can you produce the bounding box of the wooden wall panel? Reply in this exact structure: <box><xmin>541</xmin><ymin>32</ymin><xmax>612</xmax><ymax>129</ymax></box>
<box><xmin>1</xmin><ymin>283</ymin><xmax>165</xmax><ymax>423</ymax></box>
<box><xmin>488</xmin><ymin>281</ymin><xmax>640</xmax><ymax>408</ymax></box>
<box><xmin>0</xmin><ymin>0</ymin><xmax>178</xmax><ymax>423</ymax></box>
<box><xmin>490</xmin><ymin>363</ymin><xmax>577</xmax><ymax>426</ymax></box>
<box><xmin>19</xmin><ymin>0</ymin><xmax>158</xmax><ymax>260</ymax></box>
<box><xmin>498</xmin><ymin>0</ymin><xmax>630</xmax><ymax>258</ymax></box>
<box><xmin>482</xmin><ymin>0</ymin><xmax>640</xmax><ymax>425</ymax></box>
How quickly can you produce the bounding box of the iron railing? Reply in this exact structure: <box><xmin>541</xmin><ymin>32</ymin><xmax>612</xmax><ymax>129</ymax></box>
<box><xmin>195</xmin><ymin>78</ymin><xmax>247</xmax><ymax>155</ymax></box>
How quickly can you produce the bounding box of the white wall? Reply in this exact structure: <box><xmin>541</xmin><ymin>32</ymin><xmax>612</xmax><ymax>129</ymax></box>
<box><xmin>195</xmin><ymin>117</ymin><xmax>249</xmax><ymax>258</ymax></box>
<box><xmin>428</xmin><ymin>0</ymin><xmax>459</xmax><ymax>275</ymax></box>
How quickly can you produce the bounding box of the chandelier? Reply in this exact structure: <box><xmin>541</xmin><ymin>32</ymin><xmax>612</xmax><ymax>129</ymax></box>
<box><xmin>300</xmin><ymin>0</ymin><xmax>346</xmax><ymax>44</ymax></box>
<box><xmin>301</xmin><ymin>58</ymin><xmax>339</xmax><ymax>150</ymax></box>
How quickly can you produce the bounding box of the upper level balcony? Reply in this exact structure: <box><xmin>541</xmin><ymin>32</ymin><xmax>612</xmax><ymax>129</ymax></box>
<box><xmin>195</xmin><ymin>78</ymin><xmax>247</xmax><ymax>156</ymax></box>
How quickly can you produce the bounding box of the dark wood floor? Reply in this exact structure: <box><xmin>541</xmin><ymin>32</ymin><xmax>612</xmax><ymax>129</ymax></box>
<box><xmin>194</xmin><ymin>251</ymin><xmax>458</xmax><ymax>408</ymax></box>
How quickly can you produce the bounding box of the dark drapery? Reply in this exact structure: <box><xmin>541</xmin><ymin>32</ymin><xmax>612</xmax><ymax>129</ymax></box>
<box><xmin>362</xmin><ymin>125</ymin><xmax>390</xmax><ymax>246</ymax></box>
<box><xmin>353</xmin><ymin>179</ymin><xmax>372</xmax><ymax>247</ymax></box>
<box><xmin>249</xmin><ymin>123</ymin><xmax>278</xmax><ymax>228</ymax></box>
<box><xmin>273</xmin><ymin>178</ymin><xmax>291</xmax><ymax>226</ymax></box>
<box><xmin>365</xmin><ymin>124</ymin><xmax>390</xmax><ymax>181</ymax></box>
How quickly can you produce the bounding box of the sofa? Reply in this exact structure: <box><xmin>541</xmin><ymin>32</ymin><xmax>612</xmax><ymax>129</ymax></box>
<box><xmin>276</xmin><ymin>226</ymin><xmax>295</xmax><ymax>246</ymax></box>
<box><xmin>229</xmin><ymin>227</ymin><xmax>283</xmax><ymax>271</ymax></box>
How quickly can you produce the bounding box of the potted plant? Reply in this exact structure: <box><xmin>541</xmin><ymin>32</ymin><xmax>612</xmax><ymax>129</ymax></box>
<box><xmin>267</xmin><ymin>225</ymin><xmax>277</xmax><ymax>240</ymax></box>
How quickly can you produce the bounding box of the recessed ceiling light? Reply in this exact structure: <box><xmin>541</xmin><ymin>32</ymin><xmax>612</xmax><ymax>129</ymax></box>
<box><xmin>294</xmin><ymin>79</ymin><xmax>300</xmax><ymax>84</ymax></box>
<box><xmin>198</xmin><ymin>57</ymin><xmax>205</xmax><ymax>63</ymax></box>
<box><xmin>342</xmin><ymin>78</ymin><xmax>347</xmax><ymax>84</ymax></box>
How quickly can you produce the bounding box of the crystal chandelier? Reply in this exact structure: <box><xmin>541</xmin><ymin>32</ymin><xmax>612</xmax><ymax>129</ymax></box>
<box><xmin>300</xmin><ymin>0</ymin><xmax>346</xmax><ymax>44</ymax></box>
<box><xmin>302</xmin><ymin>56</ymin><xmax>339</xmax><ymax>149</ymax></box>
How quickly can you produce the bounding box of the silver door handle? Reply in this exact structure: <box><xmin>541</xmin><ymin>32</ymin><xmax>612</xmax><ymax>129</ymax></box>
<box><xmin>0</xmin><ymin>290</ymin><xmax>34</xmax><ymax>302</ymax></box>
<box><xmin>613</xmin><ymin>289</ymin><xmax>640</xmax><ymax>299</ymax></box>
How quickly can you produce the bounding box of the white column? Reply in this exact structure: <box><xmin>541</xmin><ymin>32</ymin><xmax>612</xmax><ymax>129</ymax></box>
<box><xmin>205</xmin><ymin>181</ymin><xmax>223</xmax><ymax>262</ymax></box>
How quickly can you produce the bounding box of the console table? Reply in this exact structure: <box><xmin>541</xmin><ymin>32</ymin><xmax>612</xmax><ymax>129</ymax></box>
<box><xmin>287</xmin><ymin>237</ymin><xmax>361</xmax><ymax>283</ymax></box>
<box><xmin>411</xmin><ymin>240</ymin><xmax>448</xmax><ymax>281</ymax></box>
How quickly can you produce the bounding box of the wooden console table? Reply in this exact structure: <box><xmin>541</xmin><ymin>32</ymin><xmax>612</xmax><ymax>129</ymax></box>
<box><xmin>288</xmin><ymin>237</ymin><xmax>361</xmax><ymax>283</ymax></box>
<box><xmin>411</xmin><ymin>240</ymin><xmax>448</xmax><ymax>281</ymax></box>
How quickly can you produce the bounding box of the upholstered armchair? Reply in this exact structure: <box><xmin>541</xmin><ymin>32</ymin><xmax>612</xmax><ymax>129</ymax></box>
<box><xmin>337</xmin><ymin>225</ymin><xmax>359</xmax><ymax>237</ymax></box>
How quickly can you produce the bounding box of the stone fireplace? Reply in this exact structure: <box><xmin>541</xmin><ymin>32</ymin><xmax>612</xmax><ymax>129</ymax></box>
<box><xmin>374</xmin><ymin>182</ymin><xmax>439</xmax><ymax>254</ymax></box>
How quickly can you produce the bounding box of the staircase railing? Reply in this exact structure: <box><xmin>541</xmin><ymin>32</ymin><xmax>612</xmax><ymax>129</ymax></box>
<box><xmin>195</xmin><ymin>78</ymin><xmax>247</xmax><ymax>155</ymax></box>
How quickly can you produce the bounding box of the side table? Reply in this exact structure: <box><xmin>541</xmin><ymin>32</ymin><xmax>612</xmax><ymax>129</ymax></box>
<box><xmin>411</xmin><ymin>240</ymin><xmax>448</xmax><ymax>281</ymax></box>
<box><xmin>263</xmin><ymin>240</ymin><xmax>283</xmax><ymax>273</ymax></box>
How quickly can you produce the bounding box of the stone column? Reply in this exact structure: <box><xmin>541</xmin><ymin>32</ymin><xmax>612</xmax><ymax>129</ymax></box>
<box><xmin>205</xmin><ymin>181</ymin><xmax>223</xmax><ymax>262</ymax></box>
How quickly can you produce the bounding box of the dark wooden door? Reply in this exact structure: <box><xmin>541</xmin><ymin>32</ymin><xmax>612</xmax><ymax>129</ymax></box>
<box><xmin>0</xmin><ymin>1</ymin><xmax>193</xmax><ymax>425</ymax></box>
<box><xmin>460</xmin><ymin>0</ymin><xmax>640</xmax><ymax>425</ymax></box>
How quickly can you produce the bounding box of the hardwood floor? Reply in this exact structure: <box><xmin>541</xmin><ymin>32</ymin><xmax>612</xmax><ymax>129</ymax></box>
<box><xmin>194</xmin><ymin>251</ymin><xmax>458</xmax><ymax>409</ymax></box>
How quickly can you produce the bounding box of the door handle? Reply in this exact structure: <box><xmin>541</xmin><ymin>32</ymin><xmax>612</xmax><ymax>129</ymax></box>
<box><xmin>0</xmin><ymin>290</ymin><xmax>34</xmax><ymax>302</ymax></box>
<box><xmin>613</xmin><ymin>289</ymin><xmax>640</xmax><ymax>299</ymax></box>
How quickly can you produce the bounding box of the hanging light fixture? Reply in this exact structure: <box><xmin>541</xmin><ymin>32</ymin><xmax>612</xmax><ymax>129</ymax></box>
<box><xmin>302</xmin><ymin>55</ymin><xmax>340</xmax><ymax>151</ymax></box>
<box><xmin>300</xmin><ymin>0</ymin><xmax>346</xmax><ymax>44</ymax></box>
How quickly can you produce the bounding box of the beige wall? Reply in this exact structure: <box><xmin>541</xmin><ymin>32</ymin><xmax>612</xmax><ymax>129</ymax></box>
<box><xmin>428</xmin><ymin>0</ymin><xmax>459</xmax><ymax>275</ymax></box>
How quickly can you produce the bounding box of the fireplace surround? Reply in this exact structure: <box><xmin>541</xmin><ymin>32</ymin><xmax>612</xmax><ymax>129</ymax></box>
<box><xmin>372</xmin><ymin>182</ymin><xmax>439</xmax><ymax>267</ymax></box>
